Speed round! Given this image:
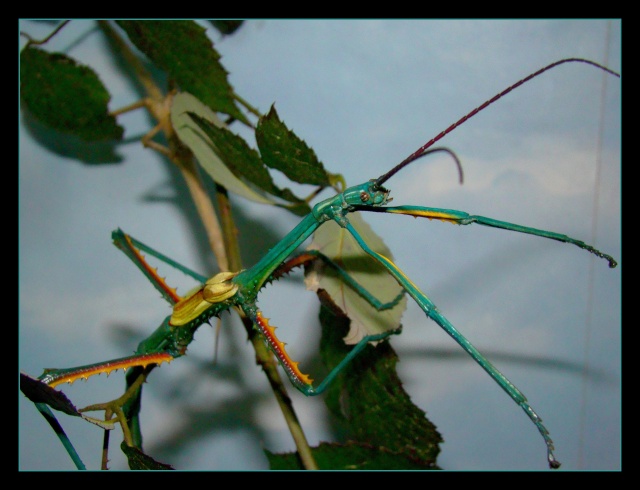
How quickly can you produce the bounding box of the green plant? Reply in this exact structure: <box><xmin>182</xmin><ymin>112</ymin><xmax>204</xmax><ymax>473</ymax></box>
<box><xmin>20</xmin><ymin>19</ymin><xmax>445</xmax><ymax>471</ymax></box>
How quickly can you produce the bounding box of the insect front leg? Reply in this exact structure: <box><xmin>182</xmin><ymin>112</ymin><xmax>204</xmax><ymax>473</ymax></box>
<box><xmin>363</xmin><ymin>205</ymin><xmax>617</xmax><ymax>268</ymax></box>
<box><xmin>343</xmin><ymin>220</ymin><xmax>562</xmax><ymax>468</ymax></box>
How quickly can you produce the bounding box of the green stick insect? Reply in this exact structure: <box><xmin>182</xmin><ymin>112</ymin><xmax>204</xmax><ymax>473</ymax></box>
<box><xmin>28</xmin><ymin>58</ymin><xmax>619</xmax><ymax>470</ymax></box>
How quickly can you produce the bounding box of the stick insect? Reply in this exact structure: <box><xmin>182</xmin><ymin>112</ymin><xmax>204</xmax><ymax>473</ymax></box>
<box><xmin>27</xmin><ymin>58</ymin><xmax>619</xmax><ymax>470</ymax></box>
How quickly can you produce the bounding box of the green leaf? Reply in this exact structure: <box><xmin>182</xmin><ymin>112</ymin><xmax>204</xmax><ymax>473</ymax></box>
<box><xmin>121</xmin><ymin>441</ymin><xmax>175</xmax><ymax>470</ymax></box>
<box><xmin>266</xmin><ymin>441</ymin><xmax>436</xmax><ymax>470</ymax></box>
<box><xmin>116</xmin><ymin>20</ymin><xmax>249</xmax><ymax>125</ymax></box>
<box><xmin>171</xmin><ymin>92</ymin><xmax>278</xmax><ymax>206</ymax></box>
<box><xmin>318</xmin><ymin>304</ymin><xmax>442</xmax><ymax>468</ymax></box>
<box><xmin>256</xmin><ymin>105</ymin><xmax>332</xmax><ymax>186</ymax></box>
<box><xmin>189</xmin><ymin>113</ymin><xmax>306</xmax><ymax>206</ymax></box>
<box><xmin>171</xmin><ymin>92</ymin><xmax>312</xmax><ymax>215</ymax></box>
<box><xmin>264</xmin><ymin>302</ymin><xmax>441</xmax><ymax>470</ymax></box>
<box><xmin>20</xmin><ymin>46</ymin><xmax>124</xmax><ymax>141</ymax></box>
<box><xmin>305</xmin><ymin>212</ymin><xmax>408</xmax><ymax>343</ymax></box>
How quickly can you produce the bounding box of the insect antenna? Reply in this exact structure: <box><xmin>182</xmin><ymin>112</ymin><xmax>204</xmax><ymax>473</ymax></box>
<box><xmin>374</xmin><ymin>58</ymin><xmax>620</xmax><ymax>188</ymax></box>
<box><xmin>375</xmin><ymin>147</ymin><xmax>463</xmax><ymax>188</ymax></box>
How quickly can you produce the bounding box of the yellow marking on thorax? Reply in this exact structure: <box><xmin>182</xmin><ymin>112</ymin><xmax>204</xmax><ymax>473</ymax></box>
<box><xmin>170</xmin><ymin>272</ymin><xmax>239</xmax><ymax>326</ymax></box>
<box><xmin>171</xmin><ymin>288</ymin><xmax>210</xmax><ymax>326</ymax></box>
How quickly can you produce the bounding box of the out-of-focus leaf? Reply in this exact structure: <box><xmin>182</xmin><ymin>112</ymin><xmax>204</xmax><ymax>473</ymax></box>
<box><xmin>171</xmin><ymin>92</ymin><xmax>277</xmax><ymax>205</ymax></box>
<box><xmin>318</xmin><ymin>304</ymin><xmax>442</xmax><ymax>468</ymax></box>
<box><xmin>189</xmin><ymin>113</ymin><xmax>310</xmax><ymax>209</ymax></box>
<box><xmin>209</xmin><ymin>20</ymin><xmax>244</xmax><ymax>36</ymax></box>
<box><xmin>20</xmin><ymin>372</ymin><xmax>118</xmax><ymax>430</ymax></box>
<box><xmin>20</xmin><ymin>372</ymin><xmax>80</xmax><ymax>417</ymax></box>
<box><xmin>256</xmin><ymin>105</ymin><xmax>332</xmax><ymax>186</ymax></box>
<box><xmin>305</xmin><ymin>212</ymin><xmax>407</xmax><ymax>344</ymax></box>
<box><xmin>121</xmin><ymin>441</ymin><xmax>174</xmax><ymax>470</ymax></box>
<box><xmin>266</xmin><ymin>441</ymin><xmax>435</xmax><ymax>470</ymax></box>
<box><xmin>20</xmin><ymin>46</ymin><xmax>123</xmax><ymax>141</ymax></box>
<box><xmin>171</xmin><ymin>92</ymin><xmax>312</xmax><ymax>215</ymax></box>
<box><xmin>116</xmin><ymin>20</ymin><xmax>248</xmax><ymax>124</ymax></box>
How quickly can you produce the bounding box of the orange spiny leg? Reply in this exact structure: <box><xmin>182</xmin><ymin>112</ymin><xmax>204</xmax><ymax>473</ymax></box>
<box><xmin>112</xmin><ymin>228</ymin><xmax>209</xmax><ymax>305</ymax></box>
<box><xmin>39</xmin><ymin>352</ymin><xmax>174</xmax><ymax>388</ymax></box>
<box><xmin>245</xmin><ymin>305</ymin><xmax>402</xmax><ymax>397</ymax></box>
<box><xmin>249</xmin><ymin>310</ymin><xmax>314</xmax><ymax>390</ymax></box>
<box><xmin>270</xmin><ymin>252</ymin><xmax>317</xmax><ymax>279</ymax></box>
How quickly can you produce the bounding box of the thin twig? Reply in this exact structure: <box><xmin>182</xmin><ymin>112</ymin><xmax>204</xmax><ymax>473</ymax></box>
<box><xmin>21</xmin><ymin>20</ymin><xmax>70</xmax><ymax>47</ymax></box>
<box><xmin>217</xmin><ymin>186</ymin><xmax>318</xmax><ymax>469</ymax></box>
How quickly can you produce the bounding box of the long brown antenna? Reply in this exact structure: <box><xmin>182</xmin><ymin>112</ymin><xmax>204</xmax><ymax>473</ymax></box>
<box><xmin>374</xmin><ymin>58</ymin><xmax>620</xmax><ymax>187</ymax></box>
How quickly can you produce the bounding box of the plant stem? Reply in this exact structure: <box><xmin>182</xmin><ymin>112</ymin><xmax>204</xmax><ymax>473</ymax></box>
<box><xmin>99</xmin><ymin>20</ymin><xmax>228</xmax><ymax>271</ymax></box>
<box><xmin>99</xmin><ymin>19</ymin><xmax>317</xmax><ymax>469</ymax></box>
<box><xmin>21</xmin><ymin>20</ymin><xmax>70</xmax><ymax>47</ymax></box>
<box><xmin>217</xmin><ymin>186</ymin><xmax>319</xmax><ymax>470</ymax></box>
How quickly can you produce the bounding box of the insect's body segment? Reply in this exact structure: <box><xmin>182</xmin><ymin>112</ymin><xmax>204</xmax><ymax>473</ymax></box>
<box><xmin>34</xmin><ymin>58</ymin><xmax>620</xmax><ymax>469</ymax></box>
<box><xmin>36</xmin><ymin>183</ymin><xmax>399</xmax><ymax>393</ymax></box>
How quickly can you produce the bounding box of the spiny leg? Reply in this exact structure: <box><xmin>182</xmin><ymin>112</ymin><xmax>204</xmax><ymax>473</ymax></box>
<box><xmin>241</xmin><ymin>305</ymin><xmax>401</xmax><ymax>397</ymax></box>
<box><xmin>76</xmin><ymin>363</ymin><xmax>157</xmax><ymax>450</ymax></box>
<box><xmin>38</xmin><ymin>351</ymin><xmax>174</xmax><ymax>388</ymax></box>
<box><xmin>260</xmin><ymin>250</ymin><xmax>411</xmax><ymax>393</ymax></box>
<box><xmin>38</xmin><ymin>314</ymin><xmax>182</xmax><ymax>451</ymax></box>
<box><xmin>344</xmin><ymin>220</ymin><xmax>561</xmax><ymax>469</ymax></box>
<box><xmin>112</xmin><ymin>228</ymin><xmax>209</xmax><ymax>307</ymax></box>
<box><xmin>109</xmin><ymin>231</ymin><xmax>212</xmax><ymax>445</ymax></box>
<box><xmin>33</xmin><ymin>232</ymin><xmax>204</xmax><ymax>455</ymax></box>
<box><xmin>366</xmin><ymin>205</ymin><xmax>617</xmax><ymax>268</ymax></box>
<box><xmin>37</xmin><ymin>349</ymin><xmax>174</xmax><ymax>452</ymax></box>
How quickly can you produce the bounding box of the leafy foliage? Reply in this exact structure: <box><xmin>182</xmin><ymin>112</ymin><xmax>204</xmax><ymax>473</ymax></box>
<box><xmin>121</xmin><ymin>442</ymin><xmax>175</xmax><ymax>470</ymax></box>
<box><xmin>20</xmin><ymin>46</ymin><xmax>123</xmax><ymax>141</ymax></box>
<box><xmin>318</xmin><ymin>304</ymin><xmax>441</xmax><ymax>468</ymax></box>
<box><xmin>266</xmin><ymin>441</ymin><xmax>436</xmax><ymax>470</ymax></box>
<box><xmin>20</xmin><ymin>373</ymin><xmax>80</xmax><ymax>417</ymax></box>
<box><xmin>256</xmin><ymin>105</ymin><xmax>333</xmax><ymax>186</ymax></box>
<box><xmin>208</xmin><ymin>20</ymin><xmax>244</xmax><ymax>36</ymax></box>
<box><xmin>19</xmin><ymin>20</ymin><xmax>442</xmax><ymax>470</ymax></box>
<box><xmin>116</xmin><ymin>20</ymin><xmax>249</xmax><ymax>124</ymax></box>
<box><xmin>189</xmin><ymin>112</ymin><xmax>311</xmax><ymax>213</ymax></box>
<box><xmin>170</xmin><ymin>91</ymin><xmax>283</xmax><ymax>207</ymax></box>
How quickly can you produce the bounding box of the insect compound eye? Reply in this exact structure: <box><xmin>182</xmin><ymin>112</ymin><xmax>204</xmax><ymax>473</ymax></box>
<box><xmin>359</xmin><ymin>191</ymin><xmax>370</xmax><ymax>203</ymax></box>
